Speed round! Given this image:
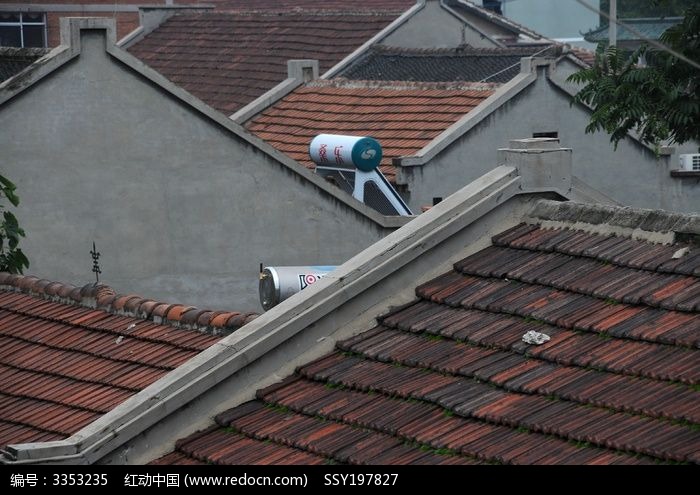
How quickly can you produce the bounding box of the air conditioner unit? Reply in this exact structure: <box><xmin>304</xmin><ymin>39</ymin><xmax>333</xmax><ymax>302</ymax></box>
<box><xmin>679</xmin><ymin>154</ymin><xmax>700</xmax><ymax>171</ymax></box>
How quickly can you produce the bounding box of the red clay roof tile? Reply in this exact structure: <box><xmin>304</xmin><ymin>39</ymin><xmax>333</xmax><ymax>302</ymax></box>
<box><xmin>245</xmin><ymin>80</ymin><xmax>495</xmax><ymax>181</ymax></box>
<box><xmin>154</xmin><ymin>222</ymin><xmax>700</xmax><ymax>465</ymax></box>
<box><xmin>128</xmin><ymin>12</ymin><xmax>401</xmax><ymax>114</ymax></box>
<box><xmin>0</xmin><ymin>273</ymin><xmax>258</xmax><ymax>450</ymax></box>
<box><xmin>207</xmin><ymin>0</ymin><xmax>414</xmax><ymax>11</ymax></box>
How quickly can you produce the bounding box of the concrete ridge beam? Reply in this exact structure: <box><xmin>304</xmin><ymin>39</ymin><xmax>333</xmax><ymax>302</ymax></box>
<box><xmin>118</xmin><ymin>5</ymin><xmax>216</xmax><ymax>49</ymax></box>
<box><xmin>231</xmin><ymin>60</ymin><xmax>319</xmax><ymax>124</ymax></box>
<box><xmin>525</xmin><ymin>199</ymin><xmax>700</xmax><ymax>244</ymax></box>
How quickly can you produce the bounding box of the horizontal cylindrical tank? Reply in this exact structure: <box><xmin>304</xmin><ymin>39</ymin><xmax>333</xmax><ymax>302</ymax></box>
<box><xmin>259</xmin><ymin>265</ymin><xmax>336</xmax><ymax>311</ymax></box>
<box><xmin>309</xmin><ymin>134</ymin><xmax>382</xmax><ymax>171</ymax></box>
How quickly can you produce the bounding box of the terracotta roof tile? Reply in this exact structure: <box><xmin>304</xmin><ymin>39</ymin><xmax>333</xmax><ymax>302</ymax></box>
<box><xmin>245</xmin><ymin>80</ymin><xmax>495</xmax><ymax>181</ymax></box>
<box><xmin>206</xmin><ymin>0</ymin><xmax>414</xmax><ymax>12</ymax></box>
<box><xmin>0</xmin><ymin>274</ymin><xmax>258</xmax><ymax>450</ymax></box>
<box><xmin>128</xmin><ymin>12</ymin><xmax>400</xmax><ymax>114</ymax></box>
<box><xmin>155</xmin><ymin>218</ymin><xmax>699</xmax><ymax>465</ymax></box>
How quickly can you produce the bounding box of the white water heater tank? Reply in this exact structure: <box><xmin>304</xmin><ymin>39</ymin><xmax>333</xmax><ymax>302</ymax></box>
<box><xmin>309</xmin><ymin>134</ymin><xmax>382</xmax><ymax>171</ymax></box>
<box><xmin>259</xmin><ymin>265</ymin><xmax>336</xmax><ymax>311</ymax></box>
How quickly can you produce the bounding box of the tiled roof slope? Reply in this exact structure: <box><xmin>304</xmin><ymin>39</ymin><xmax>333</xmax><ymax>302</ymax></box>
<box><xmin>154</xmin><ymin>211</ymin><xmax>700</xmax><ymax>465</ymax></box>
<box><xmin>128</xmin><ymin>12</ymin><xmax>399</xmax><ymax>114</ymax></box>
<box><xmin>568</xmin><ymin>46</ymin><xmax>596</xmax><ymax>66</ymax></box>
<box><xmin>339</xmin><ymin>45</ymin><xmax>556</xmax><ymax>83</ymax></box>
<box><xmin>0</xmin><ymin>47</ymin><xmax>48</xmax><ymax>82</ymax></box>
<box><xmin>244</xmin><ymin>80</ymin><xmax>495</xmax><ymax>181</ymax></box>
<box><xmin>0</xmin><ymin>274</ymin><xmax>255</xmax><ymax>451</ymax></box>
<box><xmin>206</xmin><ymin>0</ymin><xmax>414</xmax><ymax>12</ymax></box>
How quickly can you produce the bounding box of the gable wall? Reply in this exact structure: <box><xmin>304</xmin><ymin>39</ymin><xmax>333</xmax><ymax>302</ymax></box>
<box><xmin>399</xmin><ymin>68</ymin><xmax>700</xmax><ymax>213</ymax></box>
<box><xmin>0</xmin><ymin>31</ymin><xmax>392</xmax><ymax>311</ymax></box>
<box><xmin>380</xmin><ymin>1</ymin><xmax>472</xmax><ymax>48</ymax></box>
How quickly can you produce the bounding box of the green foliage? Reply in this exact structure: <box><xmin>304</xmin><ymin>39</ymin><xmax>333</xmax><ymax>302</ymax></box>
<box><xmin>568</xmin><ymin>7</ymin><xmax>699</xmax><ymax>149</ymax></box>
<box><xmin>0</xmin><ymin>174</ymin><xmax>29</xmax><ymax>274</ymax></box>
<box><xmin>600</xmin><ymin>0</ymin><xmax>696</xmax><ymax>20</ymax></box>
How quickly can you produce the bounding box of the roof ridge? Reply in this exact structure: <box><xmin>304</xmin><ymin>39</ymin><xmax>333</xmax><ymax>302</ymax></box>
<box><xmin>526</xmin><ymin>200</ymin><xmax>700</xmax><ymax>244</ymax></box>
<box><xmin>309</xmin><ymin>78</ymin><xmax>500</xmax><ymax>91</ymax></box>
<box><xmin>0</xmin><ymin>273</ymin><xmax>258</xmax><ymax>335</ymax></box>
<box><xmin>370</xmin><ymin>44</ymin><xmax>555</xmax><ymax>56</ymax></box>
<box><xmin>0</xmin><ymin>47</ymin><xmax>51</xmax><ymax>58</ymax></box>
<box><xmin>175</xmin><ymin>10</ymin><xmax>403</xmax><ymax>17</ymax></box>
<box><xmin>598</xmin><ymin>16</ymin><xmax>684</xmax><ymax>22</ymax></box>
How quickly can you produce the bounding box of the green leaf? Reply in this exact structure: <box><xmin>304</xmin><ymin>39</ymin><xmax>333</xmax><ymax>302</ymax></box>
<box><xmin>0</xmin><ymin>173</ymin><xmax>29</xmax><ymax>273</ymax></box>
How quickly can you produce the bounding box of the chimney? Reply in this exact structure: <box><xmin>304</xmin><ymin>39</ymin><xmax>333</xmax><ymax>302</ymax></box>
<box><xmin>287</xmin><ymin>60</ymin><xmax>319</xmax><ymax>83</ymax></box>
<box><xmin>498</xmin><ymin>138</ymin><xmax>572</xmax><ymax>195</ymax></box>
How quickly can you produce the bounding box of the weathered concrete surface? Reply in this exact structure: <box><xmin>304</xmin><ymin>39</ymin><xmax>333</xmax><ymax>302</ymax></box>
<box><xmin>380</xmin><ymin>0</ymin><xmax>469</xmax><ymax>48</ymax></box>
<box><xmin>525</xmin><ymin>199</ymin><xmax>700</xmax><ymax>244</ymax></box>
<box><xmin>0</xmin><ymin>21</ymin><xmax>403</xmax><ymax>312</ymax></box>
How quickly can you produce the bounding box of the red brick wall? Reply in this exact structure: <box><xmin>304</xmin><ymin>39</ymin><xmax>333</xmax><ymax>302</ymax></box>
<box><xmin>0</xmin><ymin>1</ymin><xmax>217</xmax><ymax>46</ymax></box>
<box><xmin>6</xmin><ymin>1</ymin><xmax>166</xmax><ymax>4</ymax></box>
<box><xmin>45</xmin><ymin>12</ymin><xmax>140</xmax><ymax>46</ymax></box>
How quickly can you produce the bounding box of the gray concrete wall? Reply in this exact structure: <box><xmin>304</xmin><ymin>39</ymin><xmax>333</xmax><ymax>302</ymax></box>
<box><xmin>551</xmin><ymin>56</ymin><xmax>700</xmax><ymax>185</ymax></box>
<box><xmin>380</xmin><ymin>1</ymin><xmax>468</xmax><ymax>48</ymax></box>
<box><xmin>449</xmin><ymin>4</ymin><xmax>516</xmax><ymax>42</ymax></box>
<box><xmin>461</xmin><ymin>18</ymin><xmax>504</xmax><ymax>47</ymax></box>
<box><xmin>399</xmin><ymin>67</ymin><xmax>700</xmax><ymax>213</ymax></box>
<box><xmin>0</xmin><ymin>30</ymin><xmax>393</xmax><ymax>312</ymax></box>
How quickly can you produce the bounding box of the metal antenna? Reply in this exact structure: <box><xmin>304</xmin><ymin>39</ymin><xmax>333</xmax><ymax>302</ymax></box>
<box><xmin>90</xmin><ymin>241</ymin><xmax>102</xmax><ymax>284</ymax></box>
